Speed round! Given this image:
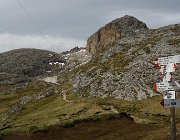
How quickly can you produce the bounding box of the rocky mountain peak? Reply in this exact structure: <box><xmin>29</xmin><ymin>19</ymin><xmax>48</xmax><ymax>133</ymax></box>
<box><xmin>112</xmin><ymin>15</ymin><xmax>148</xmax><ymax>29</ymax></box>
<box><xmin>86</xmin><ymin>15</ymin><xmax>148</xmax><ymax>55</ymax></box>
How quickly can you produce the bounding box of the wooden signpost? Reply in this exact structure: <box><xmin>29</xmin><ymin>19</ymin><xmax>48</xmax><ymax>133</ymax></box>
<box><xmin>153</xmin><ymin>54</ymin><xmax>180</xmax><ymax>140</ymax></box>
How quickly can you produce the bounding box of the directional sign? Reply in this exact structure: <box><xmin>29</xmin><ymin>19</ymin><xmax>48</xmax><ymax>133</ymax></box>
<box><xmin>153</xmin><ymin>55</ymin><xmax>180</xmax><ymax>66</ymax></box>
<box><xmin>166</xmin><ymin>63</ymin><xmax>177</xmax><ymax>72</ymax></box>
<box><xmin>163</xmin><ymin>91</ymin><xmax>176</xmax><ymax>99</ymax></box>
<box><xmin>162</xmin><ymin>72</ymin><xmax>172</xmax><ymax>82</ymax></box>
<box><xmin>164</xmin><ymin>99</ymin><xmax>180</xmax><ymax>108</ymax></box>
<box><xmin>154</xmin><ymin>54</ymin><xmax>180</xmax><ymax>139</ymax></box>
<box><xmin>153</xmin><ymin>81</ymin><xmax>180</xmax><ymax>92</ymax></box>
<box><xmin>168</xmin><ymin>55</ymin><xmax>180</xmax><ymax>64</ymax></box>
<box><xmin>158</xmin><ymin>56</ymin><xmax>169</xmax><ymax>65</ymax></box>
<box><xmin>153</xmin><ymin>58</ymin><xmax>162</xmax><ymax>68</ymax></box>
<box><xmin>159</xmin><ymin>63</ymin><xmax>177</xmax><ymax>75</ymax></box>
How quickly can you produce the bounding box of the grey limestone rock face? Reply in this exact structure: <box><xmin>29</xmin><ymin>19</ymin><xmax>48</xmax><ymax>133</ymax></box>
<box><xmin>69</xmin><ymin>23</ymin><xmax>180</xmax><ymax>100</ymax></box>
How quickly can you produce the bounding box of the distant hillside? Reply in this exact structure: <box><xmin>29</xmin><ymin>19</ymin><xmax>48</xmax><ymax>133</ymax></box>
<box><xmin>0</xmin><ymin>48</ymin><xmax>65</xmax><ymax>77</ymax></box>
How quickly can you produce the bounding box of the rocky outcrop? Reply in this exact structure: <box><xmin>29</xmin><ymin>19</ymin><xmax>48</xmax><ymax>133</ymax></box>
<box><xmin>0</xmin><ymin>73</ymin><xmax>31</xmax><ymax>86</ymax></box>
<box><xmin>3</xmin><ymin>87</ymin><xmax>55</xmax><ymax>120</ymax></box>
<box><xmin>62</xmin><ymin>46</ymin><xmax>84</xmax><ymax>55</ymax></box>
<box><xmin>62</xmin><ymin>48</ymin><xmax>92</xmax><ymax>72</ymax></box>
<box><xmin>70</xmin><ymin>23</ymin><xmax>180</xmax><ymax>100</ymax></box>
<box><xmin>86</xmin><ymin>15</ymin><xmax>148</xmax><ymax>55</ymax></box>
<box><xmin>0</xmin><ymin>48</ymin><xmax>65</xmax><ymax>77</ymax></box>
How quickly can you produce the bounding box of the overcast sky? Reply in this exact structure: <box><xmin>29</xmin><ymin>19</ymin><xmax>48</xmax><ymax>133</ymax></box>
<box><xmin>0</xmin><ymin>0</ymin><xmax>180</xmax><ymax>53</ymax></box>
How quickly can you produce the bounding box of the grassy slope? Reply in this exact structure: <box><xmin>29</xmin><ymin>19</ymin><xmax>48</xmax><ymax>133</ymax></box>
<box><xmin>1</xmin><ymin>83</ymin><xmax>180</xmax><ymax>135</ymax></box>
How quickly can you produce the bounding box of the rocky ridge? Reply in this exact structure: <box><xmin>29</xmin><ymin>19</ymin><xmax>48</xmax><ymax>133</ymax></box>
<box><xmin>0</xmin><ymin>48</ymin><xmax>65</xmax><ymax>77</ymax></box>
<box><xmin>86</xmin><ymin>15</ymin><xmax>148</xmax><ymax>55</ymax></box>
<box><xmin>66</xmin><ymin>22</ymin><xmax>180</xmax><ymax>100</ymax></box>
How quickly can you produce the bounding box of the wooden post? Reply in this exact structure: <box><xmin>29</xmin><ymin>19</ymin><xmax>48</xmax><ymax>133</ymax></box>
<box><xmin>170</xmin><ymin>107</ymin><xmax>176</xmax><ymax>140</ymax></box>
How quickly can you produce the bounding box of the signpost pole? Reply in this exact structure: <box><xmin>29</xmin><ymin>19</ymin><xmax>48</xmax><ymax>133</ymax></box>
<box><xmin>153</xmin><ymin>55</ymin><xmax>180</xmax><ymax>139</ymax></box>
<box><xmin>170</xmin><ymin>107</ymin><xmax>176</xmax><ymax>140</ymax></box>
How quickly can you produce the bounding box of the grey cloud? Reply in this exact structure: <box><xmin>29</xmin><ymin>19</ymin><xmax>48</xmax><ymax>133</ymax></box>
<box><xmin>0</xmin><ymin>0</ymin><xmax>179</xmax><ymax>53</ymax></box>
<box><xmin>0</xmin><ymin>33</ymin><xmax>85</xmax><ymax>53</ymax></box>
<box><xmin>1</xmin><ymin>0</ymin><xmax>180</xmax><ymax>36</ymax></box>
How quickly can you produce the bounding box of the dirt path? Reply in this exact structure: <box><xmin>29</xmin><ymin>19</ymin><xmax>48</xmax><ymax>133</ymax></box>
<box><xmin>62</xmin><ymin>93</ymin><xmax>70</xmax><ymax>102</ymax></box>
<box><xmin>2</xmin><ymin>118</ymin><xmax>178</xmax><ymax>140</ymax></box>
<box><xmin>41</xmin><ymin>76</ymin><xmax>58</xmax><ymax>84</ymax></box>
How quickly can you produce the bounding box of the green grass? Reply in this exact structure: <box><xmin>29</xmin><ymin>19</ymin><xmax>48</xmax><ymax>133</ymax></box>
<box><xmin>0</xmin><ymin>82</ymin><xmax>179</xmax><ymax>136</ymax></box>
<box><xmin>168</xmin><ymin>38</ymin><xmax>180</xmax><ymax>45</ymax></box>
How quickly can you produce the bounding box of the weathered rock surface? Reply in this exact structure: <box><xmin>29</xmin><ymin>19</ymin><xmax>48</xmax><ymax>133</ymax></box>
<box><xmin>62</xmin><ymin>47</ymin><xmax>92</xmax><ymax>72</ymax></box>
<box><xmin>86</xmin><ymin>15</ymin><xmax>148</xmax><ymax>55</ymax></box>
<box><xmin>0</xmin><ymin>73</ymin><xmax>30</xmax><ymax>86</ymax></box>
<box><xmin>0</xmin><ymin>48</ymin><xmax>65</xmax><ymax>77</ymax></box>
<box><xmin>69</xmin><ymin>23</ymin><xmax>180</xmax><ymax>100</ymax></box>
<box><xmin>3</xmin><ymin>87</ymin><xmax>55</xmax><ymax>120</ymax></box>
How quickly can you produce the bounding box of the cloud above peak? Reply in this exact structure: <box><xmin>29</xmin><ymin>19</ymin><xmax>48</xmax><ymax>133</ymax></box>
<box><xmin>0</xmin><ymin>0</ymin><xmax>179</xmax><ymax>53</ymax></box>
<box><xmin>0</xmin><ymin>33</ymin><xmax>86</xmax><ymax>53</ymax></box>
